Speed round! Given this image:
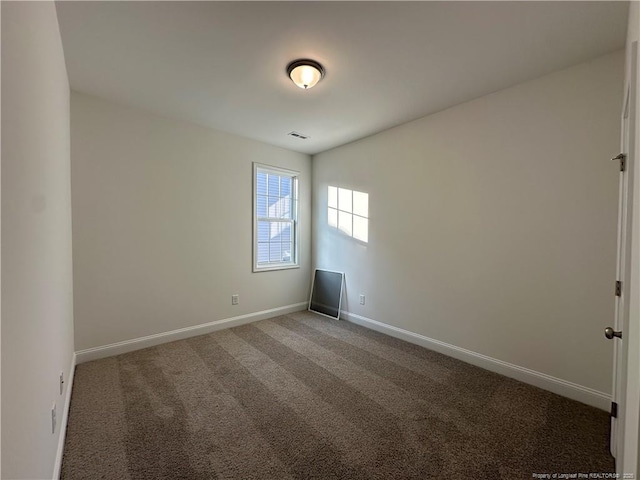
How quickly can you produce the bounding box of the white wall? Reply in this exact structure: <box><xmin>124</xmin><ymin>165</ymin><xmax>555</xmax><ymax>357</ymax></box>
<box><xmin>313</xmin><ymin>51</ymin><xmax>624</xmax><ymax>402</ymax></box>
<box><xmin>1</xmin><ymin>2</ymin><xmax>75</xmax><ymax>479</ymax></box>
<box><xmin>71</xmin><ymin>92</ymin><xmax>311</xmax><ymax>352</ymax></box>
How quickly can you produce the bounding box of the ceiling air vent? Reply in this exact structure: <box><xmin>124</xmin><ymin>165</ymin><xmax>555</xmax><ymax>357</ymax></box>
<box><xmin>288</xmin><ymin>131</ymin><xmax>309</xmax><ymax>140</ymax></box>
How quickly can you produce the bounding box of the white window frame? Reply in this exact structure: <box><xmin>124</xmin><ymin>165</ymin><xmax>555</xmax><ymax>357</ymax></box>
<box><xmin>253</xmin><ymin>163</ymin><xmax>300</xmax><ymax>272</ymax></box>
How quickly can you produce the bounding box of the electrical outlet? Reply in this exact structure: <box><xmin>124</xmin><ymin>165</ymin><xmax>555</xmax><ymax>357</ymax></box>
<box><xmin>359</xmin><ymin>294</ymin><xmax>366</xmax><ymax>305</ymax></box>
<box><xmin>51</xmin><ymin>403</ymin><xmax>57</xmax><ymax>434</ymax></box>
<box><xmin>231</xmin><ymin>294</ymin><xmax>239</xmax><ymax>305</ymax></box>
<box><xmin>59</xmin><ymin>371</ymin><xmax>64</xmax><ymax>395</ymax></box>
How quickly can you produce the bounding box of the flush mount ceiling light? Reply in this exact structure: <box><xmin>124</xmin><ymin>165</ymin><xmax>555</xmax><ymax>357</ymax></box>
<box><xmin>286</xmin><ymin>59</ymin><xmax>325</xmax><ymax>89</ymax></box>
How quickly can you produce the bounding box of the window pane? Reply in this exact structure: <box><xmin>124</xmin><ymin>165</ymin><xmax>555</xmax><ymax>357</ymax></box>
<box><xmin>328</xmin><ymin>207</ymin><xmax>338</xmax><ymax>228</ymax></box>
<box><xmin>281</xmin><ymin>243</ymin><xmax>292</xmax><ymax>262</ymax></box>
<box><xmin>280</xmin><ymin>197</ymin><xmax>291</xmax><ymax>219</ymax></box>
<box><xmin>280</xmin><ymin>222</ymin><xmax>289</xmax><ymax>242</ymax></box>
<box><xmin>338</xmin><ymin>211</ymin><xmax>353</xmax><ymax>236</ymax></box>
<box><xmin>280</xmin><ymin>177</ymin><xmax>291</xmax><ymax>197</ymax></box>
<box><xmin>266</xmin><ymin>221</ymin><xmax>292</xmax><ymax>243</ymax></box>
<box><xmin>281</xmin><ymin>224</ymin><xmax>291</xmax><ymax>242</ymax></box>
<box><xmin>338</xmin><ymin>188</ymin><xmax>352</xmax><ymax>213</ymax></box>
<box><xmin>353</xmin><ymin>216</ymin><xmax>368</xmax><ymax>243</ymax></box>
<box><xmin>257</xmin><ymin>243</ymin><xmax>269</xmax><ymax>263</ymax></box>
<box><xmin>257</xmin><ymin>195</ymin><xmax>268</xmax><ymax>217</ymax></box>
<box><xmin>269</xmin><ymin>243</ymin><xmax>282</xmax><ymax>262</ymax></box>
<box><xmin>353</xmin><ymin>191</ymin><xmax>369</xmax><ymax>218</ymax></box>
<box><xmin>269</xmin><ymin>221</ymin><xmax>280</xmax><ymax>241</ymax></box>
<box><xmin>268</xmin><ymin>174</ymin><xmax>279</xmax><ymax>197</ymax></box>
<box><xmin>256</xmin><ymin>172</ymin><xmax>268</xmax><ymax>196</ymax></box>
<box><xmin>328</xmin><ymin>186</ymin><xmax>338</xmax><ymax>209</ymax></box>
<box><xmin>257</xmin><ymin>221</ymin><xmax>270</xmax><ymax>242</ymax></box>
<box><xmin>268</xmin><ymin>196</ymin><xmax>280</xmax><ymax>218</ymax></box>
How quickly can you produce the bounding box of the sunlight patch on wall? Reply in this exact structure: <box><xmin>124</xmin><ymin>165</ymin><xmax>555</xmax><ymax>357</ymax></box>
<box><xmin>328</xmin><ymin>186</ymin><xmax>368</xmax><ymax>243</ymax></box>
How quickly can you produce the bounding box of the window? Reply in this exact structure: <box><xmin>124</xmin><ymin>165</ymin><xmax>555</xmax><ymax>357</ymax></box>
<box><xmin>328</xmin><ymin>186</ymin><xmax>369</xmax><ymax>243</ymax></box>
<box><xmin>253</xmin><ymin>163</ymin><xmax>299</xmax><ymax>271</ymax></box>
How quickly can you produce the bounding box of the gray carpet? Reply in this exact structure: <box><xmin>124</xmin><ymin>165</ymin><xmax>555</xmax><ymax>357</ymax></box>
<box><xmin>61</xmin><ymin>311</ymin><xmax>614</xmax><ymax>479</ymax></box>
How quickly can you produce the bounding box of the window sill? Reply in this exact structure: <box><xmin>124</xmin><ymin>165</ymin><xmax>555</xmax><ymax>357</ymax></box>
<box><xmin>253</xmin><ymin>263</ymin><xmax>300</xmax><ymax>273</ymax></box>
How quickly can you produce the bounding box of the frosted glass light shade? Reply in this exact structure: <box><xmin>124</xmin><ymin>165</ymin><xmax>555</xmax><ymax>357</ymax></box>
<box><xmin>287</xmin><ymin>60</ymin><xmax>325</xmax><ymax>89</ymax></box>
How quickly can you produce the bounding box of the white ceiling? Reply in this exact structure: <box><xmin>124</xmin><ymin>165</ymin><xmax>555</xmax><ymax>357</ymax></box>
<box><xmin>56</xmin><ymin>1</ymin><xmax>628</xmax><ymax>155</ymax></box>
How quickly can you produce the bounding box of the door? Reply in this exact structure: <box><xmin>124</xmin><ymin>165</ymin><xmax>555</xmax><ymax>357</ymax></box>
<box><xmin>609</xmin><ymin>41</ymin><xmax>637</xmax><ymax>470</ymax></box>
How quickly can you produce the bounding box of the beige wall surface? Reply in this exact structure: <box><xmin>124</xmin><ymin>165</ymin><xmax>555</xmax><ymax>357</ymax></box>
<box><xmin>312</xmin><ymin>51</ymin><xmax>624</xmax><ymax>396</ymax></box>
<box><xmin>1</xmin><ymin>2</ymin><xmax>75</xmax><ymax>479</ymax></box>
<box><xmin>71</xmin><ymin>92</ymin><xmax>312</xmax><ymax>351</ymax></box>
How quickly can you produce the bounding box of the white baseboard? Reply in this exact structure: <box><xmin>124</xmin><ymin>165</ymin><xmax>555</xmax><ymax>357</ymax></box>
<box><xmin>53</xmin><ymin>352</ymin><xmax>76</xmax><ymax>480</ymax></box>
<box><xmin>341</xmin><ymin>310</ymin><xmax>611</xmax><ymax>411</ymax></box>
<box><xmin>75</xmin><ymin>302</ymin><xmax>308</xmax><ymax>364</ymax></box>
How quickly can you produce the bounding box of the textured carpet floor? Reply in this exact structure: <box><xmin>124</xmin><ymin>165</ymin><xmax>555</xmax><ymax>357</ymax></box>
<box><xmin>62</xmin><ymin>311</ymin><xmax>614</xmax><ymax>479</ymax></box>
